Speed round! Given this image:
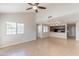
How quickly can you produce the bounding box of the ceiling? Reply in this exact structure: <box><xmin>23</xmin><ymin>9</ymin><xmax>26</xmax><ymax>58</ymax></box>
<box><xmin>1</xmin><ymin>3</ymin><xmax>79</xmax><ymax>23</ymax></box>
<box><xmin>0</xmin><ymin>3</ymin><xmax>79</xmax><ymax>13</ymax></box>
<box><xmin>36</xmin><ymin>3</ymin><xmax>79</xmax><ymax>24</ymax></box>
<box><xmin>0</xmin><ymin>3</ymin><xmax>49</xmax><ymax>13</ymax></box>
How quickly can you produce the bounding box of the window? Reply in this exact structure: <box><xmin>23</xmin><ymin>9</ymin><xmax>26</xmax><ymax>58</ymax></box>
<box><xmin>6</xmin><ymin>22</ymin><xmax>24</xmax><ymax>35</ymax></box>
<box><xmin>6</xmin><ymin>22</ymin><xmax>16</xmax><ymax>34</ymax></box>
<box><xmin>17</xmin><ymin>23</ymin><xmax>24</xmax><ymax>34</ymax></box>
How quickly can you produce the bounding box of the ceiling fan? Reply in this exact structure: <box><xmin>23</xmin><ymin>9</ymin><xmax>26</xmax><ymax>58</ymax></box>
<box><xmin>26</xmin><ymin>3</ymin><xmax>46</xmax><ymax>13</ymax></box>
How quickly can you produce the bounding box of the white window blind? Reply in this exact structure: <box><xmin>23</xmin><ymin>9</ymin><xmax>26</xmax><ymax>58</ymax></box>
<box><xmin>6</xmin><ymin>21</ymin><xmax>24</xmax><ymax>35</ymax></box>
<box><xmin>17</xmin><ymin>23</ymin><xmax>24</xmax><ymax>34</ymax></box>
<box><xmin>6</xmin><ymin>22</ymin><xmax>16</xmax><ymax>35</ymax></box>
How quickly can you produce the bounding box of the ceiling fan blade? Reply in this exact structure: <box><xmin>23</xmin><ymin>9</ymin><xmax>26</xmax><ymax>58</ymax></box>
<box><xmin>38</xmin><ymin>6</ymin><xmax>46</xmax><ymax>9</ymax></box>
<box><xmin>35</xmin><ymin>3</ymin><xmax>39</xmax><ymax>5</ymax></box>
<box><xmin>35</xmin><ymin>9</ymin><xmax>38</xmax><ymax>13</ymax></box>
<box><xmin>26</xmin><ymin>7</ymin><xmax>32</xmax><ymax>10</ymax></box>
<box><xmin>28</xmin><ymin>3</ymin><xmax>33</xmax><ymax>5</ymax></box>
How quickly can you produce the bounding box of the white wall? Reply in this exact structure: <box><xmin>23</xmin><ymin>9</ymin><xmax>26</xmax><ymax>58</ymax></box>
<box><xmin>76</xmin><ymin>23</ymin><xmax>79</xmax><ymax>40</ymax></box>
<box><xmin>0</xmin><ymin>12</ymin><xmax>36</xmax><ymax>48</ymax></box>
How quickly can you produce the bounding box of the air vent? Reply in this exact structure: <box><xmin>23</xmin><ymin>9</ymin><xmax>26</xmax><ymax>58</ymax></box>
<box><xmin>48</xmin><ymin>16</ymin><xmax>52</xmax><ymax>18</ymax></box>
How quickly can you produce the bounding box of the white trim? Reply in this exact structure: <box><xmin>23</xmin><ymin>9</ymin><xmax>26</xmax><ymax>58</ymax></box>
<box><xmin>0</xmin><ymin>37</ymin><xmax>36</xmax><ymax>48</ymax></box>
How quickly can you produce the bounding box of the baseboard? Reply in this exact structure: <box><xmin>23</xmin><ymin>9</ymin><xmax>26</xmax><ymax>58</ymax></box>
<box><xmin>0</xmin><ymin>37</ymin><xmax>36</xmax><ymax>48</ymax></box>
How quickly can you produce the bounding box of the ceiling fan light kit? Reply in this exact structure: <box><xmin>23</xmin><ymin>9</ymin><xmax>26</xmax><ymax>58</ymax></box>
<box><xmin>33</xmin><ymin>6</ymin><xmax>38</xmax><ymax>10</ymax></box>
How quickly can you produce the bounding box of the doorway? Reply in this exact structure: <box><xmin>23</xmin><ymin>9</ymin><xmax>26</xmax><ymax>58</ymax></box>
<box><xmin>67</xmin><ymin>24</ymin><xmax>76</xmax><ymax>40</ymax></box>
<box><xmin>36</xmin><ymin>24</ymin><xmax>49</xmax><ymax>39</ymax></box>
